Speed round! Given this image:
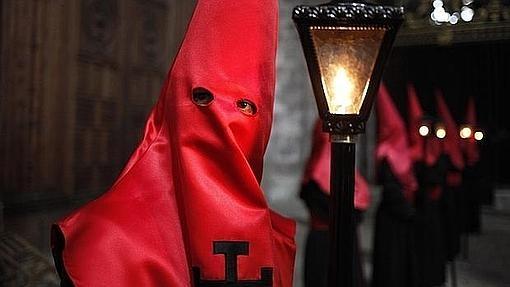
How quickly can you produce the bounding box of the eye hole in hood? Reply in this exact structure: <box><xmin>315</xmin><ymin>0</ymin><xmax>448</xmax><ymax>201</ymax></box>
<box><xmin>236</xmin><ymin>99</ymin><xmax>257</xmax><ymax>116</ymax></box>
<box><xmin>192</xmin><ymin>87</ymin><xmax>214</xmax><ymax>106</ymax></box>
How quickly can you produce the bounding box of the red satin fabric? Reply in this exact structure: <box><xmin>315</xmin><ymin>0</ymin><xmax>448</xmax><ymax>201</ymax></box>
<box><xmin>462</xmin><ymin>96</ymin><xmax>480</xmax><ymax>166</ymax></box>
<box><xmin>407</xmin><ymin>85</ymin><xmax>441</xmax><ymax>166</ymax></box>
<box><xmin>303</xmin><ymin>119</ymin><xmax>372</xmax><ymax>211</ymax></box>
<box><xmin>436</xmin><ymin>90</ymin><xmax>465</xmax><ymax>170</ymax></box>
<box><xmin>52</xmin><ymin>1</ymin><xmax>296</xmax><ymax>286</ymax></box>
<box><xmin>376</xmin><ymin>84</ymin><xmax>417</xmax><ymax>202</ymax></box>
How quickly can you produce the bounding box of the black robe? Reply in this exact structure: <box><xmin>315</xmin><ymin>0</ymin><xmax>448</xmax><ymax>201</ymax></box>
<box><xmin>300</xmin><ymin>180</ymin><xmax>366</xmax><ymax>287</ymax></box>
<box><xmin>371</xmin><ymin>160</ymin><xmax>418</xmax><ymax>287</ymax></box>
<box><xmin>414</xmin><ymin>156</ymin><xmax>448</xmax><ymax>287</ymax></box>
<box><xmin>461</xmin><ymin>163</ymin><xmax>483</xmax><ymax>234</ymax></box>
<box><xmin>440</xmin><ymin>155</ymin><xmax>462</xmax><ymax>261</ymax></box>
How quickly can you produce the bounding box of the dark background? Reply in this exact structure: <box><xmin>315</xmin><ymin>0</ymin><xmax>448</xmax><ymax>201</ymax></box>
<box><xmin>384</xmin><ymin>41</ymin><xmax>510</xmax><ymax>190</ymax></box>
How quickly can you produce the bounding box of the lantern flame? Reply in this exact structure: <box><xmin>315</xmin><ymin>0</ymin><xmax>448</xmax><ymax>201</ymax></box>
<box><xmin>329</xmin><ymin>67</ymin><xmax>355</xmax><ymax>114</ymax></box>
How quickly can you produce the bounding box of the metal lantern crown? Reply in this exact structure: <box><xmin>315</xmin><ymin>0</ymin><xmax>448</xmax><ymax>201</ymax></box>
<box><xmin>293</xmin><ymin>0</ymin><xmax>404</xmax><ymax>135</ymax></box>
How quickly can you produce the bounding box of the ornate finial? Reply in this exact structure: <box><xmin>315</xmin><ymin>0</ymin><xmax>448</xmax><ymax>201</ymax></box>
<box><xmin>293</xmin><ymin>2</ymin><xmax>404</xmax><ymax>22</ymax></box>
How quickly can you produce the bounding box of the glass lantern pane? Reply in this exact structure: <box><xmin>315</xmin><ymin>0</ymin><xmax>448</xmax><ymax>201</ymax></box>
<box><xmin>310</xmin><ymin>27</ymin><xmax>387</xmax><ymax>115</ymax></box>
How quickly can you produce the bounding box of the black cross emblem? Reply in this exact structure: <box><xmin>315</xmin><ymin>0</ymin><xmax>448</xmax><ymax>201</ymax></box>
<box><xmin>193</xmin><ymin>241</ymin><xmax>273</xmax><ymax>286</ymax></box>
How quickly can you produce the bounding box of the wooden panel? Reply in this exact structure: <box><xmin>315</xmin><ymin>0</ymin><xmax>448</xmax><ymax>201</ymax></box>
<box><xmin>1</xmin><ymin>0</ymin><xmax>197</xmax><ymax>208</ymax></box>
<box><xmin>1</xmin><ymin>0</ymin><xmax>38</xmax><ymax>194</ymax></box>
<box><xmin>1</xmin><ymin>0</ymin><xmax>78</xmax><ymax>198</ymax></box>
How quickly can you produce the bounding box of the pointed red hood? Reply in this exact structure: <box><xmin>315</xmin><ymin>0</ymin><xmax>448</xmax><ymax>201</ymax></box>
<box><xmin>436</xmin><ymin>90</ymin><xmax>465</xmax><ymax>170</ymax></box>
<box><xmin>407</xmin><ymin>85</ymin><xmax>442</xmax><ymax>166</ymax></box>
<box><xmin>407</xmin><ymin>83</ymin><xmax>425</xmax><ymax>163</ymax></box>
<box><xmin>462</xmin><ymin>96</ymin><xmax>480</xmax><ymax>166</ymax></box>
<box><xmin>303</xmin><ymin>119</ymin><xmax>371</xmax><ymax>211</ymax></box>
<box><xmin>52</xmin><ymin>1</ymin><xmax>296</xmax><ymax>286</ymax></box>
<box><xmin>376</xmin><ymin>84</ymin><xmax>417</xmax><ymax>202</ymax></box>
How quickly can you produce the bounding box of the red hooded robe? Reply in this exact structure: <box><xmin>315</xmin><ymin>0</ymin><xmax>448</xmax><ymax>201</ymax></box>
<box><xmin>51</xmin><ymin>0</ymin><xmax>296</xmax><ymax>286</ymax></box>
<box><xmin>436</xmin><ymin>90</ymin><xmax>465</xmax><ymax>186</ymax></box>
<box><xmin>460</xmin><ymin>96</ymin><xmax>484</xmax><ymax>234</ymax></box>
<box><xmin>462</xmin><ymin>96</ymin><xmax>480</xmax><ymax>166</ymax></box>
<box><xmin>303</xmin><ymin>119</ymin><xmax>371</xmax><ymax>214</ymax></box>
<box><xmin>407</xmin><ymin>84</ymin><xmax>442</xmax><ymax>167</ymax></box>
<box><xmin>371</xmin><ymin>84</ymin><xmax>418</xmax><ymax>287</ymax></box>
<box><xmin>376</xmin><ymin>84</ymin><xmax>417</xmax><ymax>202</ymax></box>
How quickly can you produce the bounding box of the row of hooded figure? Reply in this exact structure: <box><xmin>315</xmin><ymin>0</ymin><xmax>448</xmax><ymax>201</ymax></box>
<box><xmin>299</xmin><ymin>83</ymin><xmax>484</xmax><ymax>287</ymax></box>
<box><xmin>372</xmin><ymin>83</ymin><xmax>484</xmax><ymax>287</ymax></box>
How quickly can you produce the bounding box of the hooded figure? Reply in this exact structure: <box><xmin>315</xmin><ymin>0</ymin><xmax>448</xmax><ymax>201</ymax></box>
<box><xmin>460</xmin><ymin>96</ymin><xmax>484</xmax><ymax>234</ymax></box>
<box><xmin>371</xmin><ymin>84</ymin><xmax>418</xmax><ymax>287</ymax></box>
<box><xmin>50</xmin><ymin>1</ymin><xmax>296</xmax><ymax>286</ymax></box>
<box><xmin>462</xmin><ymin>97</ymin><xmax>480</xmax><ymax>167</ymax></box>
<box><xmin>407</xmin><ymin>86</ymin><xmax>447</xmax><ymax>287</ymax></box>
<box><xmin>436</xmin><ymin>91</ymin><xmax>465</xmax><ymax>173</ymax></box>
<box><xmin>436</xmin><ymin>90</ymin><xmax>465</xmax><ymax>263</ymax></box>
<box><xmin>299</xmin><ymin>118</ymin><xmax>371</xmax><ymax>287</ymax></box>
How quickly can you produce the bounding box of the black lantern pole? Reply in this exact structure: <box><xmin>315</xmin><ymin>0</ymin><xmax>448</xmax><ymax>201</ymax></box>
<box><xmin>329</xmin><ymin>133</ymin><xmax>356</xmax><ymax>286</ymax></box>
<box><xmin>292</xmin><ymin>1</ymin><xmax>404</xmax><ymax>286</ymax></box>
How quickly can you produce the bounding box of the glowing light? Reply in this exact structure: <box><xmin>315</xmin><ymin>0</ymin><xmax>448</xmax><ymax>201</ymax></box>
<box><xmin>462</xmin><ymin>0</ymin><xmax>473</xmax><ymax>5</ymax></box>
<box><xmin>449</xmin><ymin>14</ymin><xmax>459</xmax><ymax>24</ymax></box>
<box><xmin>436</xmin><ymin>127</ymin><xmax>447</xmax><ymax>139</ymax></box>
<box><xmin>460</xmin><ymin>126</ymin><xmax>472</xmax><ymax>139</ymax></box>
<box><xmin>431</xmin><ymin>7</ymin><xmax>450</xmax><ymax>23</ymax></box>
<box><xmin>433</xmin><ymin>0</ymin><xmax>444</xmax><ymax>8</ymax></box>
<box><xmin>310</xmin><ymin>27</ymin><xmax>386</xmax><ymax>115</ymax></box>
<box><xmin>474</xmin><ymin>131</ymin><xmax>484</xmax><ymax>141</ymax></box>
<box><xmin>419</xmin><ymin>125</ymin><xmax>430</xmax><ymax>137</ymax></box>
<box><xmin>461</xmin><ymin>6</ymin><xmax>474</xmax><ymax>22</ymax></box>
<box><xmin>439</xmin><ymin>11</ymin><xmax>450</xmax><ymax>22</ymax></box>
<box><xmin>330</xmin><ymin>67</ymin><xmax>355</xmax><ymax>114</ymax></box>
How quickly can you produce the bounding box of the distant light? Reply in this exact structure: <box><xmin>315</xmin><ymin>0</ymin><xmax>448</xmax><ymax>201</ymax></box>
<box><xmin>433</xmin><ymin>0</ymin><xmax>444</xmax><ymax>9</ymax></box>
<box><xmin>449</xmin><ymin>14</ymin><xmax>459</xmax><ymax>24</ymax></box>
<box><xmin>436</xmin><ymin>127</ymin><xmax>447</xmax><ymax>139</ymax></box>
<box><xmin>474</xmin><ymin>131</ymin><xmax>484</xmax><ymax>141</ymax></box>
<box><xmin>431</xmin><ymin>12</ymin><xmax>437</xmax><ymax>21</ymax></box>
<box><xmin>460</xmin><ymin>127</ymin><xmax>472</xmax><ymax>139</ymax></box>
<box><xmin>419</xmin><ymin>125</ymin><xmax>430</xmax><ymax>137</ymax></box>
<box><xmin>461</xmin><ymin>6</ymin><xmax>474</xmax><ymax>22</ymax></box>
<box><xmin>432</xmin><ymin>7</ymin><xmax>450</xmax><ymax>23</ymax></box>
<box><xmin>442</xmin><ymin>12</ymin><xmax>451</xmax><ymax>22</ymax></box>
